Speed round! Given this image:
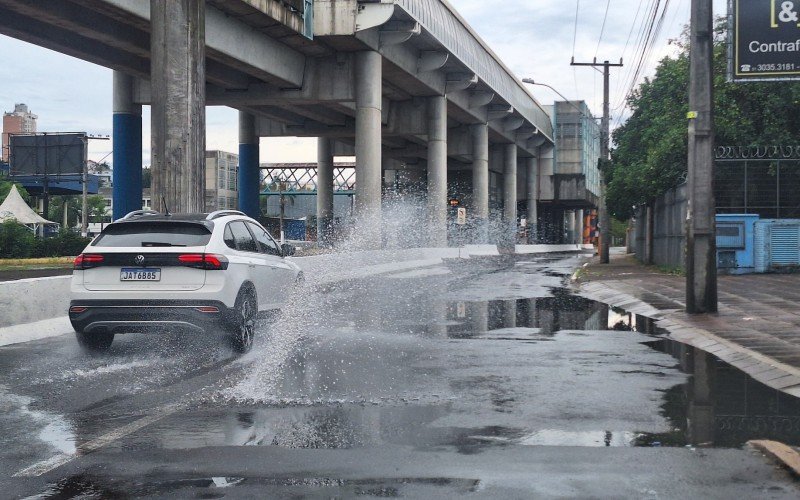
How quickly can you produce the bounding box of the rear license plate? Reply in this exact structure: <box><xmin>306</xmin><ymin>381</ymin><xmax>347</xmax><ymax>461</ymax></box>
<box><xmin>120</xmin><ymin>268</ymin><xmax>161</xmax><ymax>281</ymax></box>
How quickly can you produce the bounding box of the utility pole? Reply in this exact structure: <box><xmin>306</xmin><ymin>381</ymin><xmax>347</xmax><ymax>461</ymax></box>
<box><xmin>686</xmin><ymin>0</ymin><xmax>717</xmax><ymax>313</ymax></box>
<box><xmin>81</xmin><ymin>135</ymin><xmax>89</xmax><ymax>237</ymax></box>
<box><xmin>571</xmin><ymin>58</ymin><xmax>622</xmax><ymax>264</ymax></box>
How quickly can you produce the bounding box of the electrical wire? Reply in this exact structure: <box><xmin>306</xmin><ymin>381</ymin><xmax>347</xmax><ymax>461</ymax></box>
<box><xmin>594</xmin><ymin>0</ymin><xmax>612</xmax><ymax>59</ymax></box>
<box><xmin>572</xmin><ymin>0</ymin><xmax>581</xmax><ymax>97</ymax></box>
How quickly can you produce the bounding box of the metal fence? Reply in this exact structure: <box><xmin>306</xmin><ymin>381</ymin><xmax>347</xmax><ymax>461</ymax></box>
<box><xmin>715</xmin><ymin>146</ymin><xmax>800</xmax><ymax>218</ymax></box>
<box><xmin>632</xmin><ymin>146</ymin><xmax>800</xmax><ymax>268</ymax></box>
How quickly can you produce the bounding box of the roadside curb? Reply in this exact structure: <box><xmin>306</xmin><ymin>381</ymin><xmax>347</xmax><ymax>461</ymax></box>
<box><xmin>0</xmin><ymin>316</ymin><xmax>72</xmax><ymax>348</ymax></box>
<box><xmin>576</xmin><ymin>281</ymin><xmax>800</xmax><ymax>397</ymax></box>
<box><xmin>749</xmin><ymin>440</ymin><xmax>800</xmax><ymax>477</ymax></box>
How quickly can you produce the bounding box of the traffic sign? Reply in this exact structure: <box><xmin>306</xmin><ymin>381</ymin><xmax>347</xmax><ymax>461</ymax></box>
<box><xmin>456</xmin><ymin>207</ymin><xmax>466</xmax><ymax>225</ymax></box>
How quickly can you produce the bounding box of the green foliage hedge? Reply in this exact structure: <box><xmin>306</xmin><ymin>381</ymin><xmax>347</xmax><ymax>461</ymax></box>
<box><xmin>608</xmin><ymin>20</ymin><xmax>800</xmax><ymax>220</ymax></box>
<box><xmin>0</xmin><ymin>220</ymin><xmax>91</xmax><ymax>259</ymax></box>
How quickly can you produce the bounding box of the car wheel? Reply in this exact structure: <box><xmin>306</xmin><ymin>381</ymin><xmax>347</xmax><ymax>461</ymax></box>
<box><xmin>229</xmin><ymin>288</ymin><xmax>257</xmax><ymax>353</ymax></box>
<box><xmin>75</xmin><ymin>330</ymin><xmax>114</xmax><ymax>352</ymax></box>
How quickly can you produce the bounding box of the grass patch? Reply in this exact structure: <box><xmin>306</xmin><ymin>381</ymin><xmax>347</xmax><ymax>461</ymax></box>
<box><xmin>652</xmin><ymin>265</ymin><xmax>685</xmax><ymax>276</ymax></box>
<box><xmin>0</xmin><ymin>256</ymin><xmax>74</xmax><ymax>270</ymax></box>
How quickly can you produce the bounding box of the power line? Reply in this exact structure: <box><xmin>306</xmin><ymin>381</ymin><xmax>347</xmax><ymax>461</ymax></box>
<box><xmin>616</xmin><ymin>0</ymin><xmax>671</xmax><ymax>112</ymax></box>
<box><xmin>572</xmin><ymin>0</ymin><xmax>581</xmax><ymax>97</ymax></box>
<box><xmin>612</xmin><ymin>0</ymin><xmax>648</xmax><ymax>102</ymax></box>
<box><xmin>594</xmin><ymin>0</ymin><xmax>612</xmax><ymax>59</ymax></box>
<box><xmin>572</xmin><ymin>0</ymin><xmax>580</xmax><ymax>58</ymax></box>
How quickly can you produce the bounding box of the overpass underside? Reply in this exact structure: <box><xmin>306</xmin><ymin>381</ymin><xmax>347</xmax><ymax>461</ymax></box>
<box><xmin>0</xmin><ymin>0</ymin><xmax>561</xmax><ymax>247</ymax></box>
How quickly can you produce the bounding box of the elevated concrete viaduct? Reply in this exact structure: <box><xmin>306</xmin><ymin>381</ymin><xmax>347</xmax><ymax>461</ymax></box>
<box><xmin>0</xmin><ymin>0</ymin><xmax>554</xmax><ymax>247</ymax></box>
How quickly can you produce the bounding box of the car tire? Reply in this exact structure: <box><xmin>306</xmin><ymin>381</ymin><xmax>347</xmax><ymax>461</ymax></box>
<box><xmin>229</xmin><ymin>287</ymin><xmax>257</xmax><ymax>353</ymax></box>
<box><xmin>75</xmin><ymin>330</ymin><xmax>114</xmax><ymax>352</ymax></box>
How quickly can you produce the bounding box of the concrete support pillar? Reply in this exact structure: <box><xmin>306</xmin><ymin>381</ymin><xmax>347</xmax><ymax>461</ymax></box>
<box><xmin>150</xmin><ymin>0</ymin><xmax>206</xmax><ymax>213</ymax></box>
<box><xmin>502</xmin><ymin>143</ymin><xmax>517</xmax><ymax>248</ymax></box>
<box><xmin>526</xmin><ymin>156</ymin><xmax>538</xmax><ymax>243</ymax></box>
<box><xmin>577</xmin><ymin>209</ymin><xmax>585</xmax><ymax>244</ymax></box>
<box><xmin>503</xmin><ymin>300</ymin><xmax>517</xmax><ymax>329</ymax></box>
<box><xmin>112</xmin><ymin>71</ymin><xmax>142</xmax><ymax>220</ymax></box>
<box><xmin>238</xmin><ymin>112</ymin><xmax>260</xmax><ymax>218</ymax></box>
<box><xmin>427</xmin><ymin>96</ymin><xmax>448</xmax><ymax>247</ymax></box>
<box><xmin>471</xmin><ymin>301</ymin><xmax>489</xmax><ymax>337</ymax></box>
<box><xmin>646</xmin><ymin>203</ymin><xmax>655</xmax><ymax>265</ymax></box>
<box><xmin>566</xmin><ymin>211</ymin><xmax>576</xmax><ymax>244</ymax></box>
<box><xmin>689</xmin><ymin>347</ymin><xmax>715</xmax><ymax>445</ymax></box>
<box><xmin>471</xmin><ymin>123</ymin><xmax>489</xmax><ymax>242</ymax></box>
<box><xmin>317</xmin><ymin>137</ymin><xmax>334</xmax><ymax>246</ymax></box>
<box><xmin>354</xmin><ymin>50</ymin><xmax>382</xmax><ymax>248</ymax></box>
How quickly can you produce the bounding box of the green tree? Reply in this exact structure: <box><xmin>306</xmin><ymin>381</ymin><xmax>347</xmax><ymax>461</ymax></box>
<box><xmin>0</xmin><ymin>219</ymin><xmax>35</xmax><ymax>258</ymax></box>
<box><xmin>48</xmin><ymin>196</ymin><xmax>80</xmax><ymax>227</ymax></box>
<box><xmin>608</xmin><ymin>20</ymin><xmax>800</xmax><ymax>220</ymax></box>
<box><xmin>0</xmin><ymin>180</ymin><xmax>31</xmax><ymax>205</ymax></box>
<box><xmin>142</xmin><ymin>167</ymin><xmax>151</xmax><ymax>188</ymax></box>
<box><xmin>87</xmin><ymin>195</ymin><xmax>109</xmax><ymax>223</ymax></box>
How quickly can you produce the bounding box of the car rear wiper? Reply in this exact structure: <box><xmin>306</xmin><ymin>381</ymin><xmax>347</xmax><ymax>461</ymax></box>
<box><xmin>141</xmin><ymin>242</ymin><xmax>186</xmax><ymax>247</ymax></box>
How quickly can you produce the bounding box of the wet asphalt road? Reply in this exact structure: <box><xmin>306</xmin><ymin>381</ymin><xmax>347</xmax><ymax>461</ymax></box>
<box><xmin>1</xmin><ymin>253</ymin><xmax>799</xmax><ymax>498</ymax></box>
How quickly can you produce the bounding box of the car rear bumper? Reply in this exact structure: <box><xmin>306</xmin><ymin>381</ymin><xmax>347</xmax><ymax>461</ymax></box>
<box><xmin>68</xmin><ymin>299</ymin><xmax>233</xmax><ymax>334</ymax></box>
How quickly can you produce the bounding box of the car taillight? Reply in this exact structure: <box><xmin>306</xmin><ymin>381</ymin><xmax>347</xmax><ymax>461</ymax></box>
<box><xmin>74</xmin><ymin>254</ymin><xmax>104</xmax><ymax>269</ymax></box>
<box><xmin>178</xmin><ymin>253</ymin><xmax>228</xmax><ymax>270</ymax></box>
<box><xmin>195</xmin><ymin>306</ymin><xmax>220</xmax><ymax>313</ymax></box>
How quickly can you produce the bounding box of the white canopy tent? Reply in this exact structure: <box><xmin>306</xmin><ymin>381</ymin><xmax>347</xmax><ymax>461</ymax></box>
<box><xmin>0</xmin><ymin>184</ymin><xmax>58</xmax><ymax>233</ymax></box>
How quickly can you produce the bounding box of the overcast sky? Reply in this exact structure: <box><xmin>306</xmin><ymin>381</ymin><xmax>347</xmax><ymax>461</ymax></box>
<box><xmin>0</xmin><ymin>0</ymin><xmax>727</xmax><ymax>167</ymax></box>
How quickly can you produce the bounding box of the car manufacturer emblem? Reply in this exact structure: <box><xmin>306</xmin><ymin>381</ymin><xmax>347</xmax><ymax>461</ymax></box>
<box><xmin>134</xmin><ymin>254</ymin><xmax>145</xmax><ymax>265</ymax></box>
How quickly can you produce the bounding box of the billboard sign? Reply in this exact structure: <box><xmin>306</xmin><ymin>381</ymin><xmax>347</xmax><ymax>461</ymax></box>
<box><xmin>8</xmin><ymin>133</ymin><xmax>87</xmax><ymax>176</ymax></box>
<box><xmin>730</xmin><ymin>0</ymin><xmax>800</xmax><ymax>81</ymax></box>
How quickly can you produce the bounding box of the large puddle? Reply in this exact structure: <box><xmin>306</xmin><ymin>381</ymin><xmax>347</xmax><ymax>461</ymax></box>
<box><xmin>22</xmin><ymin>255</ymin><xmax>800</xmax><ymax>498</ymax></box>
<box><xmin>91</xmin><ymin>286</ymin><xmax>800</xmax><ymax>454</ymax></box>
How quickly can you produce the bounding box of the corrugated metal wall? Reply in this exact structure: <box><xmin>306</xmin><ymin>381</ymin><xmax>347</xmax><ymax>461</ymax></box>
<box><xmin>632</xmin><ymin>183</ymin><xmax>687</xmax><ymax>269</ymax></box>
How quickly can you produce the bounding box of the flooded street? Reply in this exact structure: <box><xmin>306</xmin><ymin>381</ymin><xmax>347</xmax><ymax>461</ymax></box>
<box><xmin>2</xmin><ymin>253</ymin><xmax>799</xmax><ymax>498</ymax></box>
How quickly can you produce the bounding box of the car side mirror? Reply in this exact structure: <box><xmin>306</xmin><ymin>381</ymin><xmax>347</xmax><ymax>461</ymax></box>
<box><xmin>281</xmin><ymin>243</ymin><xmax>296</xmax><ymax>257</ymax></box>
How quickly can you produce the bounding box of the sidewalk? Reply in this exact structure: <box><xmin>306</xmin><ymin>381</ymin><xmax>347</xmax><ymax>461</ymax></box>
<box><xmin>575</xmin><ymin>251</ymin><xmax>800</xmax><ymax>397</ymax></box>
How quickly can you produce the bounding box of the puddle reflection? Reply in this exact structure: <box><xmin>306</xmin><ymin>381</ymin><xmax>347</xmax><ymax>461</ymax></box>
<box><xmin>445</xmin><ymin>288</ymin><xmax>620</xmax><ymax>337</ymax></box>
<box><xmin>642</xmin><ymin>338</ymin><xmax>800</xmax><ymax>448</ymax></box>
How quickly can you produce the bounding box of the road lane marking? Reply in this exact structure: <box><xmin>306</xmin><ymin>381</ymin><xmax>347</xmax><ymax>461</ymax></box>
<box><xmin>13</xmin><ymin>402</ymin><xmax>183</xmax><ymax>478</ymax></box>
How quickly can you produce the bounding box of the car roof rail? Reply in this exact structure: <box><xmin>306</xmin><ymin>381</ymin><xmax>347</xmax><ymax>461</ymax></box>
<box><xmin>120</xmin><ymin>209</ymin><xmax>160</xmax><ymax>220</ymax></box>
<box><xmin>206</xmin><ymin>210</ymin><xmax>246</xmax><ymax>220</ymax></box>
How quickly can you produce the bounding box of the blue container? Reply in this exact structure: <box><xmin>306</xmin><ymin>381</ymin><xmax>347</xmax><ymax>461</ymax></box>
<box><xmin>284</xmin><ymin>218</ymin><xmax>307</xmax><ymax>241</ymax></box>
<box><xmin>754</xmin><ymin>219</ymin><xmax>800</xmax><ymax>273</ymax></box>
<box><xmin>716</xmin><ymin>214</ymin><xmax>759</xmax><ymax>274</ymax></box>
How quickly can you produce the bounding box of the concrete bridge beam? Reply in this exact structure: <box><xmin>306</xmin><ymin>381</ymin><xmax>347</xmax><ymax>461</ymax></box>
<box><xmin>112</xmin><ymin>71</ymin><xmax>143</xmax><ymax>220</ymax></box>
<box><xmin>150</xmin><ymin>0</ymin><xmax>206</xmax><ymax>214</ymax></box>
<box><xmin>238</xmin><ymin>111</ymin><xmax>260</xmax><ymax>218</ymax></box>
<box><xmin>427</xmin><ymin>96</ymin><xmax>448</xmax><ymax>247</ymax></box>
<box><xmin>354</xmin><ymin>50</ymin><xmax>383</xmax><ymax>249</ymax></box>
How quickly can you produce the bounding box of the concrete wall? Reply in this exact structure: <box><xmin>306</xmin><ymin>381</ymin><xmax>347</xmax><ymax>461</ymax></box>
<box><xmin>633</xmin><ymin>183</ymin><xmax>687</xmax><ymax>269</ymax></box>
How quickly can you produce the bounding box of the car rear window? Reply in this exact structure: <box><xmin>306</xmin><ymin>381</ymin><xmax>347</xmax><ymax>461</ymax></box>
<box><xmin>92</xmin><ymin>222</ymin><xmax>212</xmax><ymax>247</ymax></box>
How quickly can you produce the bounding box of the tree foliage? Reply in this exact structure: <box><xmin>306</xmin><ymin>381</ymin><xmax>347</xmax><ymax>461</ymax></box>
<box><xmin>0</xmin><ymin>180</ymin><xmax>31</xmax><ymax>205</ymax></box>
<box><xmin>608</xmin><ymin>21</ymin><xmax>800</xmax><ymax>220</ymax></box>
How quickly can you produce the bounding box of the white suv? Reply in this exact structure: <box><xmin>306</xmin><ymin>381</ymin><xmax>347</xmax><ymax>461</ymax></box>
<box><xmin>69</xmin><ymin>210</ymin><xmax>303</xmax><ymax>353</ymax></box>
